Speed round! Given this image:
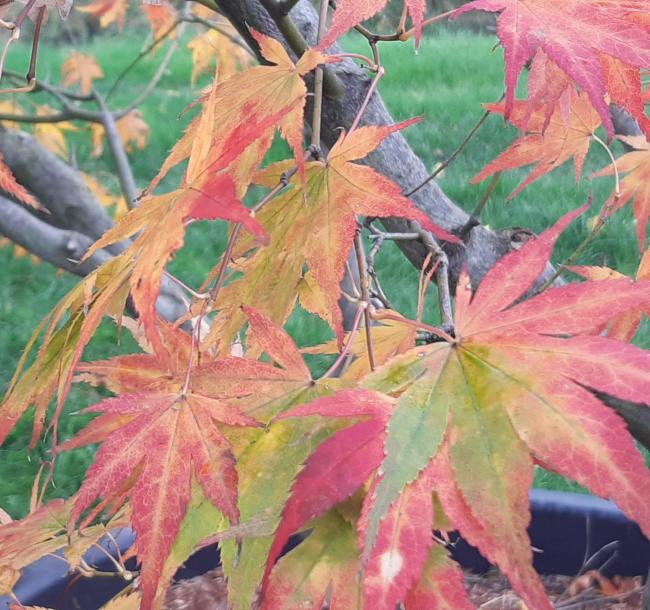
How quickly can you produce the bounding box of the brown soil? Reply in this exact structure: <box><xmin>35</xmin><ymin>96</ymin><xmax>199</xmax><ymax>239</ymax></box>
<box><xmin>163</xmin><ymin>567</ymin><xmax>646</xmax><ymax>609</ymax></box>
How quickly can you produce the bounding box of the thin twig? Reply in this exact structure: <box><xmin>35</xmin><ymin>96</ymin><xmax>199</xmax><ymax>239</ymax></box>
<box><xmin>26</xmin><ymin>6</ymin><xmax>45</xmax><ymax>83</ymax></box>
<box><xmin>353</xmin><ymin>232</ymin><xmax>375</xmax><ymax>372</ymax></box>
<box><xmin>349</xmin><ymin>65</ymin><xmax>384</xmax><ymax>134</ymax></box>
<box><xmin>321</xmin><ymin>302</ymin><xmax>367</xmax><ymax>379</ymax></box>
<box><xmin>406</xmin><ymin>95</ymin><xmax>503</xmax><ymax>197</ymax></box>
<box><xmin>459</xmin><ymin>172</ymin><xmax>501</xmax><ymax>238</ymax></box>
<box><xmin>591</xmin><ymin>132</ymin><xmax>621</xmax><ymax>197</ymax></box>
<box><xmin>408</xmin><ymin>221</ymin><xmax>453</xmax><ymax>331</ymax></box>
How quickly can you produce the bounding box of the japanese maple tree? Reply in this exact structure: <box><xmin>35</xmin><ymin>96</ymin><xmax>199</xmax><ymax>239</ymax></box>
<box><xmin>0</xmin><ymin>1</ymin><xmax>649</xmax><ymax>609</ymax></box>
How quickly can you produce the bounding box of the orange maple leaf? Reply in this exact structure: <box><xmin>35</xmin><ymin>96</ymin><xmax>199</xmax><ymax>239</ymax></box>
<box><xmin>568</xmin><ymin>247</ymin><xmax>650</xmax><ymax>341</ymax></box>
<box><xmin>142</xmin><ymin>2</ymin><xmax>177</xmax><ymax>41</ymax></box>
<box><xmin>61</xmin><ymin>52</ymin><xmax>104</xmax><ymax>95</ymax></box>
<box><xmin>150</xmin><ymin>31</ymin><xmax>335</xmax><ymax>193</ymax></box>
<box><xmin>208</xmin><ymin>121</ymin><xmax>456</xmax><ymax>350</ymax></box>
<box><xmin>65</xmin><ymin>391</ymin><xmax>259</xmax><ymax>610</ymax></box>
<box><xmin>591</xmin><ymin>134</ymin><xmax>650</xmax><ymax>251</ymax></box>
<box><xmin>77</xmin><ymin>0</ymin><xmax>126</xmax><ymax>29</ymax></box>
<box><xmin>0</xmin><ymin>154</ymin><xmax>41</xmax><ymax>208</ymax></box>
<box><xmin>474</xmin><ymin>89</ymin><xmax>602</xmax><ymax>198</ymax></box>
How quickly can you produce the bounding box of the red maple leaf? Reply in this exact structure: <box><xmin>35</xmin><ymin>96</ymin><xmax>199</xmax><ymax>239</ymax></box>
<box><xmin>0</xmin><ymin>154</ymin><xmax>41</xmax><ymax>209</ymax></box>
<box><xmin>474</xmin><ymin>89</ymin><xmax>601</xmax><ymax>198</ymax></box>
<box><xmin>453</xmin><ymin>0</ymin><xmax>650</xmax><ymax>137</ymax></box>
<box><xmin>60</xmin><ymin>308</ymin><xmax>315</xmax><ymax>610</ymax></box>
<box><xmin>318</xmin><ymin>0</ymin><xmax>426</xmax><ymax>50</ymax></box>
<box><xmin>269</xmin><ymin>205</ymin><xmax>650</xmax><ymax>609</ymax></box>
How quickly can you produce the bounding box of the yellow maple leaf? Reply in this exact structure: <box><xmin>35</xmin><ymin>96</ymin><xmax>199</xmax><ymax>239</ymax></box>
<box><xmin>187</xmin><ymin>27</ymin><xmax>253</xmax><ymax>86</ymax></box>
<box><xmin>33</xmin><ymin>106</ymin><xmax>77</xmax><ymax>159</ymax></box>
<box><xmin>81</xmin><ymin>171</ymin><xmax>128</xmax><ymax>219</ymax></box>
<box><xmin>91</xmin><ymin>109</ymin><xmax>150</xmax><ymax>157</ymax></box>
<box><xmin>0</xmin><ymin>100</ymin><xmax>23</xmax><ymax>129</ymax></box>
<box><xmin>61</xmin><ymin>52</ymin><xmax>104</xmax><ymax>95</ymax></box>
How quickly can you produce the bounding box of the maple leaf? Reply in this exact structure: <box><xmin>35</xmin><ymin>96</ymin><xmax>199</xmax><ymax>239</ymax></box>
<box><xmin>278</xmin><ymin>205</ymin><xmax>650</xmax><ymax>609</ymax></box>
<box><xmin>142</xmin><ymin>1</ymin><xmax>176</xmax><ymax>41</ymax></box>
<box><xmin>32</xmin><ymin>106</ymin><xmax>77</xmax><ymax>159</ymax></box>
<box><xmin>0</xmin><ymin>497</ymin><xmax>130</xmax><ymax>597</ymax></box>
<box><xmin>0</xmin><ymin>254</ymin><xmax>133</xmax><ymax>447</ymax></box>
<box><xmin>567</xmin><ymin>247</ymin><xmax>650</xmax><ymax>341</ymax></box>
<box><xmin>262</xmin><ymin>510</ymin><xmax>360</xmax><ymax>610</ymax></box>
<box><xmin>91</xmin><ymin>109</ymin><xmax>150</xmax><ymax>157</ymax></box>
<box><xmin>80</xmin><ymin>171</ymin><xmax>128</xmax><ymax>218</ymax></box>
<box><xmin>77</xmin><ymin>0</ymin><xmax>126</xmax><ymax>29</ymax></box>
<box><xmin>318</xmin><ymin>0</ymin><xmax>426</xmax><ymax>50</ymax></box>
<box><xmin>64</xmin><ymin>388</ymin><xmax>259</xmax><ymax>610</ymax></box>
<box><xmin>301</xmin><ymin>312</ymin><xmax>416</xmax><ymax>380</ymax></box>
<box><xmin>0</xmin><ymin>154</ymin><xmax>41</xmax><ymax>208</ymax></box>
<box><xmin>453</xmin><ymin>0</ymin><xmax>650</xmax><ymax>137</ymax></box>
<box><xmin>209</xmin><ymin>121</ymin><xmax>456</xmax><ymax>350</ymax></box>
<box><xmin>187</xmin><ymin>28</ymin><xmax>252</xmax><ymax>86</ymax></box>
<box><xmin>150</xmin><ymin>31</ymin><xmax>335</xmax><ymax>193</ymax></box>
<box><xmin>61</xmin><ymin>51</ymin><xmax>103</xmax><ymax>95</ymax></box>
<box><xmin>591</xmin><ymin>134</ymin><xmax>650</xmax><ymax>250</ymax></box>
<box><xmin>61</xmin><ymin>310</ymin><xmax>305</xmax><ymax>610</ymax></box>
<box><xmin>474</xmin><ymin>89</ymin><xmax>601</xmax><ymax>198</ymax></box>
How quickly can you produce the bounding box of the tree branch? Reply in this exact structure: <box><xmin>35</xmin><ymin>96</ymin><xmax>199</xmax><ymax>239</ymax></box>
<box><xmin>0</xmin><ymin>196</ymin><xmax>113</xmax><ymax>275</ymax></box>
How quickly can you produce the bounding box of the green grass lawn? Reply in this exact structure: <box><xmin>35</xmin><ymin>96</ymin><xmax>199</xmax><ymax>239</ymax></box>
<box><xmin>0</xmin><ymin>27</ymin><xmax>646</xmax><ymax>516</ymax></box>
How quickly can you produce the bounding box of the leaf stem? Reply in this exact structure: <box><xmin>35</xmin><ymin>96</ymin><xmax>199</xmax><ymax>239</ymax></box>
<box><xmin>353</xmin><ymin>232</ymin><xmax>375</xmax><ymax>372</ymax></box>
<box><xmin>321</xmin><ymin>302</ymin><xmax>367</xmax><ymax>379</ymax></box>
<box><xmin>591</xmin><ymin>132</ymin><xmax>621</xmax><ymax>197</ymax></box>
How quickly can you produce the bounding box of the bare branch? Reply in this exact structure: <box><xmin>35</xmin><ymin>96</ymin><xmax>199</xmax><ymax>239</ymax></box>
<box><xmin>93</xmin><ymin>92</ymin><xmax>139</xmax><ymax>208</ymax></box>
<box><xmin>0</xmin><ymin>196</ymin><xmax>113</xmax><ymax>275</ymax></box>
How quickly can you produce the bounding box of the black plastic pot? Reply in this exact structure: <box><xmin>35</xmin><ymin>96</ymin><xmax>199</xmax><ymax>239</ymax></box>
<box><xmin>1</xmin><ymin>490</ymin><xmax>648</xmax><ymax>610</ymax></box>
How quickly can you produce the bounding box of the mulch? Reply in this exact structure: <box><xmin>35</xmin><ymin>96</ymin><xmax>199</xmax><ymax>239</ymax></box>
<box><xmin>163</xmin><ymin>567</ymin><xmax>646</xmax><ymax>609</ymax></box>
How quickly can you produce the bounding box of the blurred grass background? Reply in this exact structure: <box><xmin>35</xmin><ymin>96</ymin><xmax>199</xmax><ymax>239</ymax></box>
<box><xmin>0</xmin><ymin>23</ymin><xmax>647</xmax><ymax>516</ymax></box>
